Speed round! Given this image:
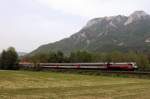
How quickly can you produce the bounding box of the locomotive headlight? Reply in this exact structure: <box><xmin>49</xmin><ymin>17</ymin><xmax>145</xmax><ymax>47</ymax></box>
<box><xmin>133</xmin><ymin>65</ymin><xmax>138</xmax><ymax>69</ymax></box>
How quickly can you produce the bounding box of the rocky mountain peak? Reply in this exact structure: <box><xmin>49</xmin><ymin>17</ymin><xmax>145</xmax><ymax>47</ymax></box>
<box><xmin>124</xmin><ymin>11</ymin><xmax>150</xmax><ymax>25</ymax></box>
<box><xmin>85</xmin><ymin>15</ymin><xmax>127</xmax><ymax>29</ymax></box>
<box><xmin>130</xmin><ymin>11</ymin><xmax>149</xmax><ymax>17</ymax></box>
<box><xmin>85</xmin><ymin>18</ymin><xmax>103</xmax><ymax>28</ymax></box>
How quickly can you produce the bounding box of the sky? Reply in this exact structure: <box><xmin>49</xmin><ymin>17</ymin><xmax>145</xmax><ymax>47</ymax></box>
<box><xmin>0</xmin><ymin>0</ymin><xmax>150</xmax><ymax>53</ymax></box>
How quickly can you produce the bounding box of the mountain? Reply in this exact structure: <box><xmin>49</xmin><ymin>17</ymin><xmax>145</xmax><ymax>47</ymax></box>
<box><xmin>18</xmin><ymin>52</ymin><xmax>27</xmax><ymax>56</ymax></box>
<box><xmin>31</xmin><ymin>11</ymin><xmax>150</xmax><ymax>55</ymax></box>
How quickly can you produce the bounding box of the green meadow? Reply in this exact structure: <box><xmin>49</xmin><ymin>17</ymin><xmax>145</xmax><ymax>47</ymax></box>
<box><xmin>0</xmin><ymin>70</ymin><xmax>150</xmax><ymax>99</ymax></box>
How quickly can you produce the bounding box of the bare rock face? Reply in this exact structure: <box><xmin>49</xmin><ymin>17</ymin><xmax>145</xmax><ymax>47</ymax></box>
<box><xmin>124</xmin><ymin>11</ymin><xmax>150</xmax><ymax>25</ymax></box>
<box><xmin>30</xmin><ymin>11</ymin><xmax>150</xmax><ymax>55</ymax></box>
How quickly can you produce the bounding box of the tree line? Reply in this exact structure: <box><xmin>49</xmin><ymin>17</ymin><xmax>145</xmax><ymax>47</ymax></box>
<box><xmin>0</xmin><ymin>46</ymin><xmax>149</xmax><ymax>70</ymax></box>
<box><xmin>0</xmin><ymin>47</ymin><xmax>19</xmax><ymax>70</ymax></box>
<box><xmin>22</xmin><ymin>50</ymin><xmax>150</xmax><ymax>70</ymax></box>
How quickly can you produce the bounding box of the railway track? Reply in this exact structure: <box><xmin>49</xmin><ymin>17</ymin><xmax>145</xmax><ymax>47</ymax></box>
<box><xmin>100</xmin><ymin>70</ymin><xmax>150</xmax><ymax>75</ymax></box>
<box><xmin>41</xmin><ymin>67</ymin><xmax>150</xmax><ymax>75</ymax></box>
<box><xmin>40</xmin><ymin>66</ymin><xmax>150</xmax><ymax>74</ymax></box>
<box><xmin>39</xmin><ymin>69</ymin><xmax>150</xmax><ymax>79</ymax></box>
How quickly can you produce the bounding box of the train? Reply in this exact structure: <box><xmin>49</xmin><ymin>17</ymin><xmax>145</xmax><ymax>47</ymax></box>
<box><xmin>19</xmin><ymin>62</ymin><xmax>138</xmax><ymax>71</ymax></box>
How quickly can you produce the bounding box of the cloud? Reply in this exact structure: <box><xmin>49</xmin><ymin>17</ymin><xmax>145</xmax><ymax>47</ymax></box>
<box><xmin>47</xmin><ymin>0</ymin><xmax>100</xmax><ymax>17</ymax></box>
<box><xmin>36</xmin><ymin>0</ymin><xmax>150</xmax><ymax>18</ymax></box>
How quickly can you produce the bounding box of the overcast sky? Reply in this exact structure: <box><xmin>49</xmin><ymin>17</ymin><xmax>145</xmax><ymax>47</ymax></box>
<box><xmin>0</xmin><ymin>0</ymin><xmax>150</xmax><ymax>52</ymax></box>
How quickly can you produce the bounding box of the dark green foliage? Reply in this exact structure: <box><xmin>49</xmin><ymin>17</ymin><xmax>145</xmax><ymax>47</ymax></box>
<box><xmin>136</xmin><ymin>53</ymin><xmax>149</xmax><ymax>70</ymax></box>
<box><xmin>56</xmin><ymin>51</ymin><xmax>64</xmax><ymax>63</ymax></box>
<box><xmin>48</xmin><ymin>52</ymin><xmax>57</xmax><ymax>63</ymax></box>
<box><xmin>69</xmin><ymin>51</ymin><xmax>92</xmax><ymax>62</ymax></box>
<box><xmin>48</xmin><ymin>51</ymin><xmax>64</xmax><ymax>63</ymax></box>
<box><xmin>0</xmin><ymin>50</ymin><xmax>7</xmax><ymax>69</ymax></box>
<box><xmin>0</xmin><ymin>47</ymin><xmax>19</xmax><ymax>70</ymax></box>
<box><xmin>30</xmin><ymin>53</ymin><xmax>49</xmax><ymax>63</ymax></box>
<box><xmin>29</xmin><ymin>51</ymin><xmax>65</xmax><ymax>63</ymax></box>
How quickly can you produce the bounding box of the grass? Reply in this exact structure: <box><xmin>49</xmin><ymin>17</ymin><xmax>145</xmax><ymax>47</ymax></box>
<box><xmin>0</xmin><ymin>70</ymin><xmax>150</xmax><ymax>99</ymax></box>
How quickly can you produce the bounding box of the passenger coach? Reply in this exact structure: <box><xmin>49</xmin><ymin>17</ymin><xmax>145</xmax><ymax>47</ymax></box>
<box><xmin>20</xmin><ymin>62</ymin><xmax>138</xmax><ymax>71</ymax></box>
